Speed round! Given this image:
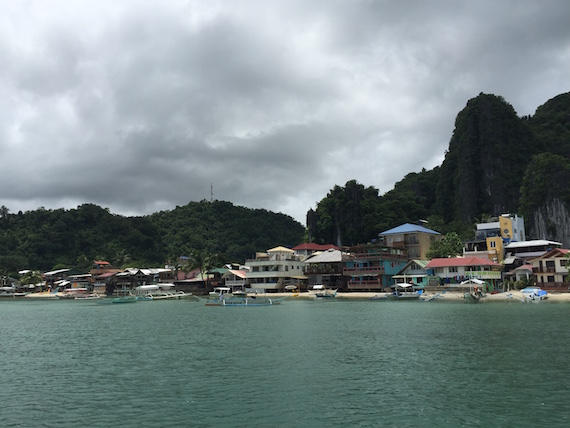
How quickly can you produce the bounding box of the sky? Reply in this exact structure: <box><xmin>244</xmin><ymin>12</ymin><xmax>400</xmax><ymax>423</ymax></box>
<box><xmin>1</xmin><ymin>1</ymin><xmax>569</xmax><ymax>225</ymax></box>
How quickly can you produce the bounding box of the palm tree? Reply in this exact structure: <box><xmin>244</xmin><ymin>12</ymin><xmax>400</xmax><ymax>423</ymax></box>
<box><xmin>20</xmin><ymin>270</ymin><xmax>43</xmax><ymax>292</ymax></box>
<box><xmin>186</xmin><ymin>249</ymin><xmax>219</xmax><ymax>293</ymax></box>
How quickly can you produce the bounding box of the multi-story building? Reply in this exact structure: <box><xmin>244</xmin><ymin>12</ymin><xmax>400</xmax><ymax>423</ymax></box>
<box><xmin>426</xmin><ymin>256</ymin><xmax>502</xmax><ymax>289</ymax></box>
<box><xmin>530</xmin><ymin>248</ymin><xmax>570</xmax><ymax>290</ymax></box>
<box><xmin>303</xmin><ymin>248</ymin><xmax>344</xmax><ymax>290</ymax></box>
<box><xmin>377</xmin><ymin>223</ymin><xmax>442</xmax><ymax>259</ymax></box>
<box><xmin>342</xmin><ymin>244</ymin><xmax>408</xmax><ymax>291</ymax></box>
<box><xmin>245</xmin><ymin>246</ymin><xmax>304</xmax><ymax>291</ymax></box>
<box><xmin>463</xmin><ymin>214</ymin><xmax>526</xmax><ymax>263</ymax></box>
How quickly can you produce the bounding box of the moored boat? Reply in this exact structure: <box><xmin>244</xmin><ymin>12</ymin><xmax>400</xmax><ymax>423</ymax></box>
<box><xmin>387</xmin><ymin>283</ymin><xmax>423</xmax><ymax>300</ymax></box>
<box><xmin>521</xmin><ymin>287</ymin><xmax>547</xmax><ymax>303</ymax></box>
<box><xmin>310</xmin><ymin>284</ymin><xmax>337</xmax><ymax>298</ymax></box>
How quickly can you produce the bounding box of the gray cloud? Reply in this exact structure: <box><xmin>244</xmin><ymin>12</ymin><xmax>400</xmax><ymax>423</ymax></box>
<box><xmin>1</xmin><ymin>0</ymin><xmax>569</xmax><ymax>224</ymax></box>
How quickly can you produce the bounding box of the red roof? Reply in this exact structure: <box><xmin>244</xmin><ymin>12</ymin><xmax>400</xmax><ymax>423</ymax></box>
<box><xmin>94</xmin><ymin>260</ymin><xmax>110</xmax><ymax>265</ymax></box>
<box><xmin>292</xmin><ymin>243</ymin><xmax>340</xmax><ymax>251</ymax></box>
<box><xmin>426</xmin><ymin>257</ymin><xmax>500</xmax><ymax>268</ymax></box>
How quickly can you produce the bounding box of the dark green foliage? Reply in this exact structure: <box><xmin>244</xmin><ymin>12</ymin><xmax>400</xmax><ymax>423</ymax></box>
<box><xmin>0</xmin><ymin>201</ymin><xmax>304</xmax><ymax>275</ymax></box>
<box><xmin>0</xmin><ymin>204</ymin><xmax>165</xmax><ymax>273</ymax></box>
<box><xmin>310</xmin><ymin>180</ymin><xmax>385</xmax><ymax>246</ymax></box>
<box><xmin>529</xmin><ymin>92</ymin><xmax>570</xmax><ymax>157</ymax></box>
<box><xmin>519</xmin><ymin>153</ymin><xmax>570</xmax><ymax>214</ymax></box>
<box><xmin>426</xmin><ymin>232</ymin><xmax>464</xmax><ymax>258</ymax></box>
<box><xmin>309</xmin><ymin>170</ymin><xmax>441</xmax><ymax>246</ymax></box>
<box><xmin>149</xmin><ymin>200</ymin><xmax>304</xmax><ymax>264</ymax></box>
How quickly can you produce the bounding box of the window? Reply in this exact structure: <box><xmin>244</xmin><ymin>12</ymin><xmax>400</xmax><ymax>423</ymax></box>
<box><xmin>490</xmin><ymin>241</ymin><xmax>496</xmax><ymax>248</ymax></box>
<box><xmin>449</xmin><ymin>266</ymin><xmax>458</xmax><ymax>273</ymax></box>
<box><xmin>547</xmin><ymin>276</ymin><xmax>555</xmax><ymax>283</ymax></box>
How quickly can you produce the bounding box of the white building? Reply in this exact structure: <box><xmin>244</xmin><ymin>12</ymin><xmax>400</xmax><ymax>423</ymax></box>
<box><xmin>245</xmin><ymin>246</ymin><xmax>304</xmax><ymax>291</ymax></box>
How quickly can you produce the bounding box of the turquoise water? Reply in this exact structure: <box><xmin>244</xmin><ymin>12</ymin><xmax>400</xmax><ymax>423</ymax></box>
<box><xmin>1</xmin><ymin>298</ymin><xmax>569</xmax><ymax>427</ymax></box>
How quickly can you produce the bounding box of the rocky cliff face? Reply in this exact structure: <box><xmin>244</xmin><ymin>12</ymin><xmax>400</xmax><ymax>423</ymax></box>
<box><xmin>528</xmin><ymin>198</ymin><xmax>570</xmax><ymax>247</ymax></box>
<box><xmin>436</xmin><ymin>93</ymin><xmax>535</xmax><ymax>223</ymax></box>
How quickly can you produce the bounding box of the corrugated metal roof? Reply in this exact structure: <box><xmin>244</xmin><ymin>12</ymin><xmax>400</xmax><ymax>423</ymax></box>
<box><xmin>303</xmin><ymin>249</ymin><xmax>344</xmax><ymax>263</ymax></box>
<box><xmin>505</xmin><ymin>239</ymin><xmax>562</xmax><ymax>248</ymax></box>
<box><xmin>379</xmin><ymin>223</ymin><xmax>440</xmax><ymax>236</ymax></box>
<box><xmin>267</xmin><ymin>246</ymin><xmax>294</xmax><ymax>253</ymax></box>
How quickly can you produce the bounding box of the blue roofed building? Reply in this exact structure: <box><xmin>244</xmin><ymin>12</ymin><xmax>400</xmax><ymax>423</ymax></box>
<box><xmin>377</xmin><ymin>223</ymin><xmax>442</xmax><ymax>259</ymax></box>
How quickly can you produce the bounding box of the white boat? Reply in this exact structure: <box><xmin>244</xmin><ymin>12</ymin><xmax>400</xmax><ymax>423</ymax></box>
<box><xmin>310</xmin><ymin>284</ymin><xmax>337</xmax><ymax>298</ymax></box>
<box><xmin>135</xmin><ymin>284</ymin><xmax>192</xmax><ymax>300</ymax></box>
<box><xmin>521</xmin><ymin>287</ymin><xmax>547</xmax><ymax>303</ymax></box>
<box><xmin>0</xmin><ymin>286</ymin><xmax>27</xmax><ymax>298</ymax></box>
<box><xmin>204</xmin><ymin>287</ymin><xmax>281</xmax><ymax>306</ymax></box>
<box><xmin>388</xmin><ymin>283</ymin><xmax>423</xmax><ymax>300</ymax></box>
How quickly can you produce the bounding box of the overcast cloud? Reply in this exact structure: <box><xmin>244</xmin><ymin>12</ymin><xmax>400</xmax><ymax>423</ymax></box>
<box><xmin>1</xmin><ymin>0</ymin><xmax>569</xmax><ymax>224</ymax></box>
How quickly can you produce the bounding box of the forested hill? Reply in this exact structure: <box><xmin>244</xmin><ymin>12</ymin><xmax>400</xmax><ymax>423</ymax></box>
<box><xmin>308</xmin><ymin>92</ymin><xmax>570</xmax><ymax>247</ymax></box>
<box><xmin>148</xmin><ymin>200</ymin><xmax>304</xmax><ymax>265</ymax></box>
<box><xmin>0</xmin><ymin>201</ymin><xmax>304</xmax><ymax>274</ymax></box>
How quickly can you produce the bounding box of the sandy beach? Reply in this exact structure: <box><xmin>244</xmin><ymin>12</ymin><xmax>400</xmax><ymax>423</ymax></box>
<box><xmin>21</xmin><ymin>290</ymin><xmax>570</xmax><ymax>302</ymax></box>
<box><xmin>269</xmin><ymin>290</ymin><xmax>570</xmax><ymax>302</ymax></box>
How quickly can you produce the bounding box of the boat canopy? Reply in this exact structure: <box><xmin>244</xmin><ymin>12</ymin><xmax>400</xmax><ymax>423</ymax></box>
<box><xmin>460</xmin><ymin>278</ymin><xmax>485</xmax><ymax>285</ymax></box>
<box><xmin>158</xmin><ymin>283</ymin><xmax>175</xmax><ymax>289</ymax></box>
<box><xmin>393</xmin><ymin>283</ymin><xmax>414</xmax><ymax>288</ymax></box>
<box><xmin>136</xmin><ymin>285</ymin><xmax>160</xmax><ymax>291</ymax></box>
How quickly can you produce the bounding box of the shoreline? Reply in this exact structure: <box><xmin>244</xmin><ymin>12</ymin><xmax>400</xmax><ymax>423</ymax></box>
<box><xmin>268</xmin><ymin>290</ymin><xmax>570</xmax><ymax>302</ymax></box>
<box><xmin>16</xmin><ymin>290</ymin><xmax>570</xmax><ymax>303</ymax></box>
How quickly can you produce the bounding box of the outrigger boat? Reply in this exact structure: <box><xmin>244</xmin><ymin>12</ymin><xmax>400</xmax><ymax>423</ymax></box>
<box><xmin>310</xmin><ymin>284</ymin><xmax>337</xmax><ymax>298</ymax></box>
<box><xmin>135</xmin><ymin>284</ymin><xmax>192</xmax><ymax>300</ymax></box>
<box><xmin>460</xmin><ymin>279</ymin><xmax>486</xmax><ymax>303</ymax></box>
<box><xmin>204</xmin><ymin>287</ymin><xmax>282</xmax><ymax>306</ymax></box>
<box><xmin>387</xmin><ymin>283</ymin><xmax>423</xmax><ymax>300</ymax></box>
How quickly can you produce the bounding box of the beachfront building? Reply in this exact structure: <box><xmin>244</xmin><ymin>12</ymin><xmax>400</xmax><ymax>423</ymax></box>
<box><xmin>343</xmin><ymin>244</ymin><xmax>408</xmax><ymax>291</ymax></box>
<box><xmin>245</xmin><ymin>246</ymin><xmax>304</xmax><ymax>292</ymax></box>
<box><xmin>222</xmin><ymin>269</ymin><xmax>248</xmax><ymax>293</ymax></box>
<box><xmin>43</xmin><ymin>268</ymin><xmax>71</xmax><ymax>291</ymax></box>
<box><xmin>530</xmin><ymin>248</ymin><xmax>570</xmax><ymax>291</ymax></box>
<box><xmin>392</xmin><ymin>259</ymin><xmax>430</xmax><ymax>288</ymax></box>
<box><xmin>303</xmin><ymin>248</ymin><xmax>345</xmax><ymax>290</ymax></box>
<box><xmin>426</xmin><ymin>256</ymin><xmax>502</xmax><ymax>289</ymax></box>
<box><xmin>463</xmin><ymin>214</ymin><xmax>526</xmax><ymax>263</ymax></box>
<box><xmin>377</xmin><ymin>223</ymin><xmax>442</xmax><ymax>259</ymax></box>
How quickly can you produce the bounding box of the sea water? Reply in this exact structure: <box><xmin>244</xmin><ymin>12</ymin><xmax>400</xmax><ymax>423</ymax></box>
<box><xmin>1</xmin><ymin>298</ymin><xmax>569</xmax><ymax>427</ymax></box>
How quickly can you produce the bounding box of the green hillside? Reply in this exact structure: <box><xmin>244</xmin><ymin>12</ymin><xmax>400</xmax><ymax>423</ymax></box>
<box><xmin>0</xmin><ymin>201</ymin><xmax>304</xmax><ymax>275</ymax></box>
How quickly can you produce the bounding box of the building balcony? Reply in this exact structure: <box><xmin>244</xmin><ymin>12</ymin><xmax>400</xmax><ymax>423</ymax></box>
<box><xmin>225</xmin><ymin>279</ymin><xmax>246</xmax><ymax>287</ymax></box>
<box><xmin>348</xmin><ymin>251</ymin><xmax>407</xmax><ymax>260</ymax></box>
<box><xmin>532</xmin><ymin>267</ymin><xmax>560</xmax><ymax>273</ymax></box>
<box><xmin>347</xmin><ymin>280</ymin><xmax>383</xmax><ymax>290</ymax></box>
<box><xmin>343</xmin><ymin>266</ymin><xmax>385</xmax><ymax>275</ymax></box>
<box><xmin>534</xmin><ymin>281</ymin><xmax>569</xmax><ymax>291</ymax></box>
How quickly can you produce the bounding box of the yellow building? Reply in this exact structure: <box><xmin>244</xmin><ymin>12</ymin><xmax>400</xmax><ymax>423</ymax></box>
<box><xmin>463</xmin><ymin>214</ymin><xmax>525</xmax><ymax>263</ymax></box>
